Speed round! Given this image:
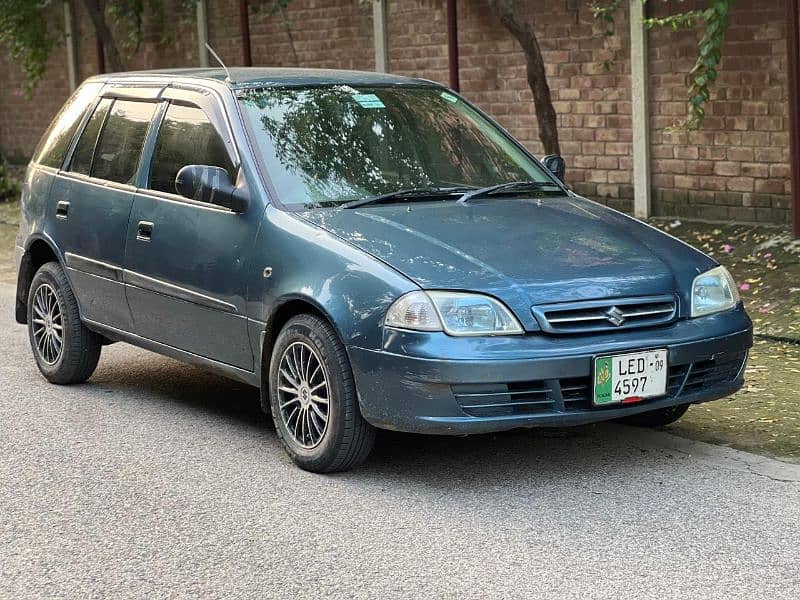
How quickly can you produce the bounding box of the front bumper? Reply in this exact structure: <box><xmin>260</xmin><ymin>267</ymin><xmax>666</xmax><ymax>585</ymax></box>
<box><xmin>348</xmin><ymin>306</ymin><xmax>752</xmax><ymax>434</ymax></box>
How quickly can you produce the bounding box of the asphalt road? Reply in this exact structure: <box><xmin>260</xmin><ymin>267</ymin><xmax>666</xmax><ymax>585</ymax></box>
<box><xmin>1</xmin><ymin>283</ymin><xmax>799</xmax><ymax>599</ymax></box>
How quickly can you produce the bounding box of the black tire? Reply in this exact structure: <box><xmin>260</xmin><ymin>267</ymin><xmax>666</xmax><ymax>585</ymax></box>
<box><xmin>268</xmin><ymin>314</ymin><xmax>375</xmax><ymax>473</ymax></box>
<box><xmin>27</xmin><ymin>261</ymin><xmax>101</xmax><ymax>384</ymax></box>
<box><xmin>617</xmin><ymin>403</ymin><xmax>690</xmax><ymax>428</ymax></box>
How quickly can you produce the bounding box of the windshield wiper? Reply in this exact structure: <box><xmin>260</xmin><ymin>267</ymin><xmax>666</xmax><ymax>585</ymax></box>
<box><xmin>457</xmin><ymin>180</ymin><xmax>563</xmax><ymax>204</ymax></box>
<box><xmin>342</xmin><ymin>186</ymin><xmax>475</xmax><ymax>209</ymax></box>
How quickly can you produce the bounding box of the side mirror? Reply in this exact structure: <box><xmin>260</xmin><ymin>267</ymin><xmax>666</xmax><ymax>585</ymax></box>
<box><xmin>542</xmin><ymin>154</ymin><xmax>566</xmax><ymax>183</ymax></box>
<box><xmin>175</xmin><ymin>165</ymin><xmax>248</xmax><ymax>213</ymax></box>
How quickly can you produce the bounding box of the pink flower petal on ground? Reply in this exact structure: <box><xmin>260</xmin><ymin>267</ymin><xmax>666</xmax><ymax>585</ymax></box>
<box><xmin>721</xmin><ymin>244</ymin><xmax>733</xmax><ymax>253</ymax></box>
<box><xmin>740</xmin><ymin>283</ymin><xmax>751</xmax><ymax>292</ymax></box>
<box><xmin>763</xmin><ymin>252</ymin><xmax>772</xmax><ymax>259</ymax></box>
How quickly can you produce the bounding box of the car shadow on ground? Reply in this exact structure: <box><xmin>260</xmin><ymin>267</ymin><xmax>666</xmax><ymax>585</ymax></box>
<box><xmin>84</xmin><ymin>345</ymin><xmax>683</xmax><ymax>489</ymax></box>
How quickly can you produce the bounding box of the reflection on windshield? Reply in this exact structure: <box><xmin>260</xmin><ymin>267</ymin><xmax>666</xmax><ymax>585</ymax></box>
<box><xmin>239</xmin><ymin>86</ymin><xmax>554</xmax><ymax>207</ymax></box>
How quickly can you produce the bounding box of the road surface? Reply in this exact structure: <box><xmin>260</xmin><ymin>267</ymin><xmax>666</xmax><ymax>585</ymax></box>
<box><xmin>1</xmin><ymin>284</ymin><xmax>798</xmax><ymax>599</ymax></box>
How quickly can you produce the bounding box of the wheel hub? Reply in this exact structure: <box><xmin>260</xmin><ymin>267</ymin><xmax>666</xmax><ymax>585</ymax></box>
<box><xmin>31</xmin><ymin>283</ymin><xmax>63</xmax><ymax>365</ymax></box>
<box><xmin>276</xmin><ymin>341</ymin><xmax>330</xmax><ymax>448</ymax></box>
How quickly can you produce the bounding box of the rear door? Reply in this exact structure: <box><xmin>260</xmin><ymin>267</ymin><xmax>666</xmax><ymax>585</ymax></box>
<box><xmin>123</xmin><ymin>88</ymin><xmax>256</xmax><ymax>369</ymax></box>
<box><xmin>51</xmin><ymin>91</ymin><xmax>159</xmax><ymax>330</ymax></box>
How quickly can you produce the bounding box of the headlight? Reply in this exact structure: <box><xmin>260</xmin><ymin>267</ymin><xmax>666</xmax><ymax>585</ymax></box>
<box><xmin>691</xmin><ymin>266</ymin><xmax>740</xmax><ymax>317</ymax></box>
<box><xmin>384</xmin><ymin>291</ymin><xmax>524</xmax><ymax>336</ymax></box>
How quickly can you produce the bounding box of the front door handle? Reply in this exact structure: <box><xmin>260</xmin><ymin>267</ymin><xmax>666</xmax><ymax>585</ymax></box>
<box><xmin>56</xmin><ymin>201</ymin><xmax>70</xmax><ymax>220</ymax></box>
<box><xmin>136</xmin><ymin>221</ymin><xmax>154</xmax><ymax>242</ymax></box>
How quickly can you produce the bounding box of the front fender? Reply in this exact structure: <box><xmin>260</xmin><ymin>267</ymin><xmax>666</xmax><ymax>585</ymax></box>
<box><xmin>246</xmin><ymin>205</ymin><xmax>418</xmax><ymax>350</ymax></box>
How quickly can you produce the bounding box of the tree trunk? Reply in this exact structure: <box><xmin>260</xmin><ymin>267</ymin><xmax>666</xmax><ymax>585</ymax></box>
<box><xmin>487</xmin><ymin>0</ymin><xmax>560</xmax><ymax>155</ymax></box>
<box><xmin>82</xmin><ymin>0</ymin><xmax>125</xmax><ymax>73</ymax></box>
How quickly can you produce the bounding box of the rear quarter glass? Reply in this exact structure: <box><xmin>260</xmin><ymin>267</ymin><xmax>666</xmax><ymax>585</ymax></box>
<box><xmin>33</xmin><ymin>82</ymin><xmax>103</xmax><ymax>169</ymax></box>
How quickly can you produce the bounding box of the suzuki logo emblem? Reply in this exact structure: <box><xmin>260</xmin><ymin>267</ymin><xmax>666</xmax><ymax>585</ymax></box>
<box><xmin>604</xmin><ymin>306</ymin><xmax>626</xmax><ymax>326</ymax></box>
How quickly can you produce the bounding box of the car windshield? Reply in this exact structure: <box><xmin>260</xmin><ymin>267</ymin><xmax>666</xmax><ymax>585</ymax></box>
<box><xmin>238</xmin><ymin>85</ymin><xmax>559</xmax><ymax>208</ymax></box>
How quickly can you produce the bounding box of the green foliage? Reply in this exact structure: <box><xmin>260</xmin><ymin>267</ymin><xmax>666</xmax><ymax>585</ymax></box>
<box><xmin>676</xmin><ymin>1</ymin><xmax>731</xmax><ymax>129</ymax></box>
<box><xmin>591</xmin><ymin>0</ymin><xmax>734</xmax><ymax>131</ymax></box>
<box><xmin>0</xmin><ymin>156</ymin><xmax>22</xmax><ymax>201</ymax></box>
<box><xmin>0</xmin><ymin>0</ymin><xmax>57</xmax><ymax>94</ymax></box>
<box><xmin>107</xmin><ymin>0</ymin><xmax>166</xmax><ymax>53</ymax></box>
<box><xmin>0</xmin><ymin>0</ymin><xmax>196</xmax><ymax>95</ymax></box>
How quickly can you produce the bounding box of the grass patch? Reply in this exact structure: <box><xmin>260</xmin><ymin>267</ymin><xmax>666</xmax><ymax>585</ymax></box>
<box><xmin>0</xmin><ymin>200</ymin><xmax>20</xmax><ymax>284</ymax></box>
<box><xmin>666</xmin><ymin>339</ymin><xmax>800</xmax><ymax>463</ymax></box>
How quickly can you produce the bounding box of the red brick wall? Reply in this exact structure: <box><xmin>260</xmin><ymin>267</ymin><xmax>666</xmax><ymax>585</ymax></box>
<box><xmin>647</xmin><ymin>0</ymin><xmax>790</xmax><ymax>223</ymax></box>
<box><xmin>0</xmin><ymin>0</ymin><xmax>792</xmax><ymax>224</ymax></box>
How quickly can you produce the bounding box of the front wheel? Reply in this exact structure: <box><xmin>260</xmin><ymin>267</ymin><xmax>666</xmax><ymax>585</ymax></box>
<box><xmin>268</xmin><ymin>314</ymin><xmax>375</xmax><ymax>473</ymax></box>
<box><xmin>27</xmin><ymin>261</ymin><xmax>101</xmax><ymax>384</ymax></box>
<box><xmin>617</xmin><ymin>403</ymin><xmax>690</xmax><ymax>428</ymax></box>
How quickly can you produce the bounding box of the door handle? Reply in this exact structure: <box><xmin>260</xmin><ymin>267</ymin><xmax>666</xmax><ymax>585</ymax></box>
<box><xmin>56</xmin><ymin>201</ymin><xmax>70</xmax><ymax>220</ymax></box>
<box><xmin>136</xmin><ymin>221</ymin><xmax>154</xmax><ymax>242</ymax></box>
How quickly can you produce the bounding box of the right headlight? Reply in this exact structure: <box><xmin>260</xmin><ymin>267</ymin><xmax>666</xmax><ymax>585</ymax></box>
<box><xmin>691</xmin><ymin>266</ymin><xmax>740</xmax><ymax>317</ymax></box>
<box><xmin>384</xmin><ymin>291</ymin><xmax>524</xmax><ymax>336</ymax></box>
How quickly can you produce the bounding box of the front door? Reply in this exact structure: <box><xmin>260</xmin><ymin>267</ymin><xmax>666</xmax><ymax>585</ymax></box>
<box><xmin>123</xmin><ymin>95</ymin><xmax>257</xmax><ymax>370</ymax></box>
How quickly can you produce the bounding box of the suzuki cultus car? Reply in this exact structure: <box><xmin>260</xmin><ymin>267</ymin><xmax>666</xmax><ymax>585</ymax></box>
<box><xmin>15</xmin><ymin>68</ymin><xmax>752</xmax><ymax>472</ymax></box>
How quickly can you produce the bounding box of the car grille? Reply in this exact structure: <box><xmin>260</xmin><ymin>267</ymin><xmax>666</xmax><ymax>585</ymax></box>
<box><xmin>452</xmin><ymin>351</ymin><xmax>747</xmax><ymax>418</ymax></box>
<box><xmin>531</xmin><ymin>295</ymin><xmax>678</xmax><ymax>334</ymax></box>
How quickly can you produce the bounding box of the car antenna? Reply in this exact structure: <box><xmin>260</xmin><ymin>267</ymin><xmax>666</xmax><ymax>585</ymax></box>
<box><xmin>205</xmin><ymin>43</ymin><xmax>234</xmax><ymax>84</ymax></box>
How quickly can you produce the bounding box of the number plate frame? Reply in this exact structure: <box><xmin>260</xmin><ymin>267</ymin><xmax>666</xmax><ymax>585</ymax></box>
<box><xmin>592</xmin><ymin>348</ymin><xmax>669</xmax><ymax>407</ymax></box>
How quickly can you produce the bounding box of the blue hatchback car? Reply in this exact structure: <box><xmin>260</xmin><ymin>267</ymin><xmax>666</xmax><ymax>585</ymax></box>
<box><xmin>15</xmin><ymin>68</ymin><xmax>752</xmax><ymax>472</ymax></box>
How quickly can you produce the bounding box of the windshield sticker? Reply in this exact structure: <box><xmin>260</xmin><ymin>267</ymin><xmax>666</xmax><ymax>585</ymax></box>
<box><xmin>440</xmin><ymin>91</ymin><xmax>459</xmax><ymax>103</ymax></box>
<box><xmin>352</xmin><ymin>93</ymin><xmax>386</xmax><ymax>109</ymax></box>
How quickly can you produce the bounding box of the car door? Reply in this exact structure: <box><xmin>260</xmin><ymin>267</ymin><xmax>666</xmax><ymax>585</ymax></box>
<box><xmin>123</xmin><ymin>88</ymin><xmax>256</xmax><ymax>370</ymax></box>
<box><xmin>50</xmin><ymin>92</ymin><xmax>159</xmax><ymax>331</ymax></box>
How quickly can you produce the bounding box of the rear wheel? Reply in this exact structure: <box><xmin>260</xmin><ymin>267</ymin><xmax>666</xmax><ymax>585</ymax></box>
<box><xmin>268</xmin><ymin>314</ymin><xmax>375</xmax><ymax>473</ymax></box>
<box><xmin>27</xmin><ymin>262</ymin><xmax>101</xmax><ymax>384</ymax></box>
<box><xmin>617</xmin><ymin>403</ymin><xmax>690</xmax><ymax>428</ymax></box>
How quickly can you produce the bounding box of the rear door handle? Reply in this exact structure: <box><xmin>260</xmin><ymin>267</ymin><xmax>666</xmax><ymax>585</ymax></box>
<box><xmin>136</xmin><ymin>221</ymin><xmax>154</xmax><ymax>242</ymax></box>
<box><xmin>56</xmin><ymin>201</ymin><xmax>70</xmax><ymax>220</ymax></box>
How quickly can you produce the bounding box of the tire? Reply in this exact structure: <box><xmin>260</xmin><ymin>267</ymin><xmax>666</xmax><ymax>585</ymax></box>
<box><xmin>268</xmin><ymin>314</ymin><xmax>375</xmax><ymax>473</ymax></box>
<box><xmin>27</xmin><ymin>261</ymin><xmax>101</xmax><ymax>384</ymax></box>
<box><xmin>617</xmin><ymin>403</ymin><xmax>690</xmax><ymax>428</ymax></box>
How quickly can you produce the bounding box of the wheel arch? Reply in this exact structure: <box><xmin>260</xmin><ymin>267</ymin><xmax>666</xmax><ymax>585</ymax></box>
<box><xmin>258</xmin><ymin>295</ymin><xmax>343</xmax><ymax>411</ymax></box>
<box><xmin>261</xmin><ymin>295</ymin><xmax>342</xmax><ymax>371</ymax></box>
<box><xmin>16</xmin><ymin>235</ymin><xmax>63</xmax><ymax>324</ymax></box>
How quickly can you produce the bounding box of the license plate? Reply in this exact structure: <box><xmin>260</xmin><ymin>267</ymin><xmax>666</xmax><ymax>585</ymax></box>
<box><xmin>593</xmin><ymin>349</ymin><xmax>668</xmax><ymax>406</ymax></box>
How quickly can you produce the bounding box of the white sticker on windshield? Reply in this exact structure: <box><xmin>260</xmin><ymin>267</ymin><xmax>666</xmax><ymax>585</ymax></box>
<box><xmin>353</xmin><ymin>93</ymin><xmax>385</xmax><ymax>109</ymax></box>
<box><xmin>440</xmin><ymin>91</ymin><xmax>458</xmax><ymax>103</ymax></box>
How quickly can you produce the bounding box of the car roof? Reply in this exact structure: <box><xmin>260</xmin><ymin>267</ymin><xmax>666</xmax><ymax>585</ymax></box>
<box><xmin>94</xmin><ymin>67</ymin><xmax>439</xmax><ymax>90</ymax></box>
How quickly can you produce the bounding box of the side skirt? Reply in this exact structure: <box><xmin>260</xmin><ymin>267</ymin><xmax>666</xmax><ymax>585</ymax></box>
<box><xmin>83</xmin><ymin>318</ymin><xmax>261</xmax><ymax>388</ymax></box>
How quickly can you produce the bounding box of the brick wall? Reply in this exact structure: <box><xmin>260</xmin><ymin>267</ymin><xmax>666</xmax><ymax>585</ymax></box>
<box><xmin>0</xmin><ymin>0</ymin><xmax>792</xmax><ymax>224</ymax></box>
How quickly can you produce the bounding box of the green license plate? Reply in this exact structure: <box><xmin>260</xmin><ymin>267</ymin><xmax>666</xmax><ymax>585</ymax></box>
<box><xmin>593</xmin><ymin>349</ymin><xmax>668</xmax><ymax>406</ymax></box>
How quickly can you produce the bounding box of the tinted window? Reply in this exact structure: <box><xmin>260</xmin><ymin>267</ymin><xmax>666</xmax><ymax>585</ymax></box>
<box><xmin>69</xmin><ymin>98</ymin><xmax>112</xmax><ymax>176</ymax></box>
<box><xmin>149</xmin><ymin>103</ymin><xmax>234</xmax><ymax>195</ymax></box>
<box><xmin>33</xmin><ymin>82</ymin><xmax>102</xmax><ymax>169</ymax></box>
<box><xmin>91</xmin><ymin>100</ymin><xmax>156</xmax><ymax>185</ymax></box>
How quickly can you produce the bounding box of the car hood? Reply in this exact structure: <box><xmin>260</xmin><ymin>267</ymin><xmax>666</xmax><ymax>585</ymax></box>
<box><xmin>299</xmin><ymin>196</ymin><xmax>715</xmax><ymax>329</ymax></box>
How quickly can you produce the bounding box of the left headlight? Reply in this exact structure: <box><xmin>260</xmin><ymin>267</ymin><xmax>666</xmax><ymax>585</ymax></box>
<box><xmin>691</xmin><ymin>266</ymin><xmax>740</xmax><ymax>317</ymax></box>
<box><xmin>385</xmin><ymin>291</ymin><xmax>524</xmax><ymax>336</ymax></box>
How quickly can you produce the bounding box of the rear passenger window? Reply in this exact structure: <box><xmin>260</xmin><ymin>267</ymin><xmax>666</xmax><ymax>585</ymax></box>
<box><xmin>148</xmin><ymin>103</ymin><xmax>235</xmax><ymax>195</ymax></box>
<box><xmin>33</xmin><ymin>83</ymin><xmax>102</xmax><ymax>169</ymax></box>
<box><xmin>91</xmin><ymin>100</ymin><xmax>156</xmax><ymax>185</ymax></box>
<box><xmin>69</xmin><ymin>98</ymin><xmax>112</xmax><ymax>176</ymax></box>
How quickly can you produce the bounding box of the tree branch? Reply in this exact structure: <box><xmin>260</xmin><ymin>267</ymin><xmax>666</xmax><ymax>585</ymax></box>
<box><xmin>487</xmin><ymin>0</ymin><xmax>560</xmax><ymax>154</ymax></box>
<box><xmin>81</xmin><ymin>0</ymin><xmax>126</xmax><ymax>72</ymax></box>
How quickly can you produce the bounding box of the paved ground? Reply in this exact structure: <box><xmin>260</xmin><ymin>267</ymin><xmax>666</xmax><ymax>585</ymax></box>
<box><xmin>1</xmin><ymin>284</ymin><xmax>799</xmax><ymax>599</ymax></box>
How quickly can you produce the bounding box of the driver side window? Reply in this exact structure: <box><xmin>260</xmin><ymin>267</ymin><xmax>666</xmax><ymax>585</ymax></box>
<box><xmin>148</xmin><ymin>102</ymin><xmax>235</xmax><ymax>195</ymax></box>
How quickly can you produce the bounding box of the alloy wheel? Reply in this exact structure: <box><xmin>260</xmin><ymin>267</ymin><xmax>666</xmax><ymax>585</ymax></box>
<box><xmin>31</xmin><ymin>283</ymin><xmax>64</xmax><ymax>365</ymax></box>
<box><xmin>277</xmin><ymin>341</ymin><xmax>330</xmax><ymax>448</ymax></box>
